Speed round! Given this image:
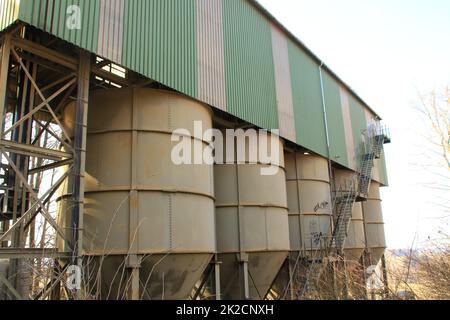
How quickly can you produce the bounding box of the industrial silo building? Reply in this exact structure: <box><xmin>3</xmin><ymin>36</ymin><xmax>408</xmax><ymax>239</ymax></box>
<box><xmin>0</xmin><ymin>0</ymin><xmax>389</xmax><ymax>300</ymax></box>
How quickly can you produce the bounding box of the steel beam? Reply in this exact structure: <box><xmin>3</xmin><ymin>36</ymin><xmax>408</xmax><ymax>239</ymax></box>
<box><xmin>214</xmin><ymin>257</ymin><xmax>221</xmax><ymax>300</ymax></box>
<box><xmin>0</xmin><ymin>273</ymin><xmax>23</xmax><ymax>300</ymax></box>
<box><xmin>0</xmin><ymin>34</ymin><xmax>11</xmax><ymax>134</ymax></box>
<box><xmin>12</xmin><ymin>37</ymin><xmax>78</xmax><ymax>71</ymax></box>
<box><xmin>28</xmin><ymin>158</ymin><xmax>73</xmax><ymax>175</ymax></box>
<box><xmin>33</xmin><ymin>263</ymin><xmax>69</xmax><ymax>300</ymax></box>
<box><xmin>2</xmin><ymin>77</ymin><xmax>77</xmax><ymax>138</ymax></box>
<box><xmin>0</xmin><ymin>167</ymin><xmax>72</xmax><ymax>243</ymax></box>
<box><xmin>0</xmin><ymin>29</ymin><xmax>87</xmax><ymax>300</ymax></box>
<box><xmin>92</xmin><ymin>67</ymin><xmax>130</xmax><ymax>87</ymax></box>
<box><xmin>70</xmin><ymin>51</ymin><xmax>91</xmax><ymax>299</ymax></box>
<box><xmin>1</xmin><ymin>151</ymin><xmax>70</xmax><ymax>243</ymax></box>
<box><xmin>1</xmin><ymin>139</ymin><xmax>71</xmax><ymax>160</ymax></box>
<box><xmin>0</xmin><ymin>248</ymin><xmax>70</xmax><ymax>259</ymax></box>
<box><xmin>10</xmin><ymin>49</ymin><xmax>73</xmax><ymax>144</ymax></box>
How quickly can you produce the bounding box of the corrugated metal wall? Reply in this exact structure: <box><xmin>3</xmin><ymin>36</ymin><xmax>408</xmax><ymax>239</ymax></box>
<box><xmin>349</xmin><ymin>94</ymin><xmax>369</xmax><ymax>170</ymax></box>
<box><xmin>18</xmin><ymin>0</ymin><xmax>100</xmax><ymax>53</ymax></box>
<box><xmin>97</xmin><ymin>0</ymin><xmax>124</xmax><ymax>64</ymax></box>
<box><xmin>0</xmin><ymin>0</ymin><xmax>19</xmax><ymax>31</ymax></box>
<box><xmin>4</xmin><ymin>0</ymin><xmax>388</xmax><ymax>185</ymax></box>
<box><xmin>271</xmin><ymin>24</ymin><xmax>296</xmax><ymax>143</ymax></box>
<box><xmin>288</xmin><ymin>39</ymin><xmax>328</xmax><ymax>158</ymax></box>
<box><xmin>222</xmin><ymin>0</ymin><xmax>278</xmax><ymax>130</ymax></box>
<box><xmin>340</xmin><ymin>87</ymin><xmax>357</xmax><ymax>170</ymax></box>
<box><xmin>323</xmin><ymin>71</ymin><xmax>348</xmax><ymax>168</ymax></box>
<box><xmin>122</xmin><ymin>0</ymin><xmax>197</xmax><ymax>98</ymax></box>
<box><xmin>196</xmin><ymin>0</ymin><xmax>226</xmax><ymax>111</ymax></box>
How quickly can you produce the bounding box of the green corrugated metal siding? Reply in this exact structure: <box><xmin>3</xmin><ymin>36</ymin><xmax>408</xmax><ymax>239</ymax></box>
<box><xmin>288</xmin><ymin>39</ymin><xmax>327</xmax><ymax>157</ymax></box>
<box><xmin>0</xmin><ymin>0</ymin><xmax>19</xmax><ymax>31</ymax></box>
<box><xmin>18</xmin><ymin>0</ymin><xmax>100</xmax><ymax>53</ymax></box>
<box><xmin>349</xmin><ymin>95</ymin><xmax>368</xmax><ymax>169</ymax></box>
<box><xmin>222</xmin><ymin>0</ymin><xmax>278</xmax><ymax>130</ymax></box>
<box><xmin>19</xmin><ymin>0</ymin><xmax>99</xmax><ymax>52</ymax></box>
<box><xmin>323</xmin><ymin>71</ymin><xmax>348</xmax><ymax>167</ymax></box>
<box><xmin>3</xmin><ymin>0</ymin><xmax>388</xmax><ymax>185</ymax></box>
<box><xmin>122</xmin><ymin>0</ymin><xmax>197</xmax><ymax>98</ymax></box>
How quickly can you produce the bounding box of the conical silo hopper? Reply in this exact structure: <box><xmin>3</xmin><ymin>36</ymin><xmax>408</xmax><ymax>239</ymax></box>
<box><xmin>333</xmin><ymin>169</ymin><xmax>366</xmax><ymax>262</ymax></box>
<box><xmin>362</xmin><ymin>182</ymin><xmax>386</xmax><ymax>265</ymax></box>
<box><xmin>58</xmin><ymin>88</ymin><xmax>215</xmax><ymax>299</ymax></box>
<box><xmin>214</xmin><ymin>131</ymin><xmax>290</xmax><ymax>300</ymax></box>
<box><xmin>285</xmin><ymin>153</ymin><xmax>333</xmax><ymax>256</ymax></box>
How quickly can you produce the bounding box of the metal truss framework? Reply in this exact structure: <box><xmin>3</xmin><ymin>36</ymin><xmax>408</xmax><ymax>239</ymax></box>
<box><xmin>0</xmin><ymin>25</ymin><xmax>137</xmax><ymax>300</ymax></box>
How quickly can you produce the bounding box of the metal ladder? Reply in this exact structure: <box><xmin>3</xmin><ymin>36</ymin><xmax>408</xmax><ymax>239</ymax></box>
<box><xmin>358</xmin><ymin>124</ymin><xmax>389</xmax><ymax>198</ymax></box>
<box><xmin>297</xmin><ymin>122</ymin><xmax>390</xmax><ymax>299</ymax></box>
<box><xmin>331</xmin><ymin>121</ymin><xmax>390</xmax><ymax>254</ymax></box>
<box><xmin>330</xmin><ymin>180</ymin><xmax>357</xmax><ymax>254</ymax></box>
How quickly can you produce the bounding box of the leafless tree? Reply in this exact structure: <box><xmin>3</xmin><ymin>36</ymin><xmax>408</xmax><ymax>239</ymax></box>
<box><xmin>415</xmin><ymin>87</ymin><xmax>450</xmax><ymax>212</ymax></box>
<box><xmin>384</xmin><ymin>87</ymin><xmax>450</xmax><ymax>300</ymax></box>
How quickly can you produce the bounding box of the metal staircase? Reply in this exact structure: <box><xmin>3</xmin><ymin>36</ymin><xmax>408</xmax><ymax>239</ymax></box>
<box><xmin>331</xmin><ymin>121</ymin><xmax>390</xmax><ymax>253</ymax></box>
<box><xmin>357</xmin><ymin>123</ymin><xmax>390</xmax><ymax>199</ymax></box>
<box><xmin>330</xmin><ymin>180</ymin><xmax>357</xmax><ymax>255</ymax></box>
<box><xmin>295</xmin><ymin>121</ymin><xmax>390</xmax><ymax>300</ymax></box>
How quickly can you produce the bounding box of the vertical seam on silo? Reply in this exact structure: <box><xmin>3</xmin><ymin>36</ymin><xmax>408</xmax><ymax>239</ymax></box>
<box><xmin>294</xmin><ymin>154</ymin><xmax>303</xmax><ymax>252</ymax></box>
<box><xmin>168</xmin><ymin>98</ymin><xmax>173</xmax><ymax>131</ymax></box>
<box><xmin>168</xmin><ymin>194</ymin><xmax>173</xmax><ymax>250</ymax></box>
<box><xmin>130</xmin><ymin>89</ymin><xmax>139</xmax><ymax>253</ymax></box>
<box><xmin>264</xmin><ymin>207</ymin><xmax>269</xmax><ymax>250</ymax></box>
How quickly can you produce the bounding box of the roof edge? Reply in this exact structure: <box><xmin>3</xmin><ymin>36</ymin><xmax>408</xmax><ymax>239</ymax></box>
<box><xmin>248</xmin><ymin>0</ymin><xmax>382</xmax><ymax>119</ymax></box>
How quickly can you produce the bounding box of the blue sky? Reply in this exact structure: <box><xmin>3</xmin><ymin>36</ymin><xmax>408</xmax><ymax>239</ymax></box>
<box><xmin>257</xmin><ymin>0</ymin><xmax>450</xmax><ymax>249</ymax></box>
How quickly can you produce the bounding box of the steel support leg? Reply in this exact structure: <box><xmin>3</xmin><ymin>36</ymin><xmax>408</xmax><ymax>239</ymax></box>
<box><xmin>0</xmin><ymin>34</ymin><xmax>11</xmax><ymax>134</ymax></box>
<box><xmin>381</xmin><ymin>254</ymin><xmax>389</xmax><ymax>299</ymax></box>
<box><xmin>71</xmin><ymin>50</ymin><xmax>91</xmax><ymax>299</ymax></box>
<box><xmin>238</xmin><ymin>253</ymin><xmax>250</xmax><ymax>299</ymax></box>
<box><xmin>214</xmin><ymin>256</ymin><xmax>221</xmax><ymax>300</ymax></box>
<box><xmin>127</xmin><ymin>254</ymin><xmax>141</xmax><ymax>300</ymax></box>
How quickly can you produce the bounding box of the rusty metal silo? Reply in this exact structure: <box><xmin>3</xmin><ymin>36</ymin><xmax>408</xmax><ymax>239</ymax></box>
<box><xmin>285</xmin><ymin>153</ymin><xmax>333</xmax><ymax>255</ymax></box>
<box><xmin>214</xmin><ymin>131</ymin><xmax>290</xmax><ymax>299</ymax></box>
<box><xmin>362</xmin><ymin>182</ymin><xmax>386</xmax><ymax>265</ymax></box>
<box><xmin>58</xmin><ymin>88</ymin><xmax>215</xmax><ymax>299</ymax></box>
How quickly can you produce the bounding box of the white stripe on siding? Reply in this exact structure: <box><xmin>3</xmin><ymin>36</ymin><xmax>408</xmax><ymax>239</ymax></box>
<box><xmin>97</xmin><ymin>0</ymin><xmax>124</xmax><ymax>64</ymax></box>
<box><xmin>196</xmin><ymin>0</ymin><xmax>227</xmax><ymax>111</ymax></box>
<box><xmin>271</xmin><ymin>24</ymin><xmax>296</xmax><ymax>142</ymax></box>
<box><xmin>340</xmin><ymin>87</ymin><xmax>357</xmax><ymax>170</ymax></box>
